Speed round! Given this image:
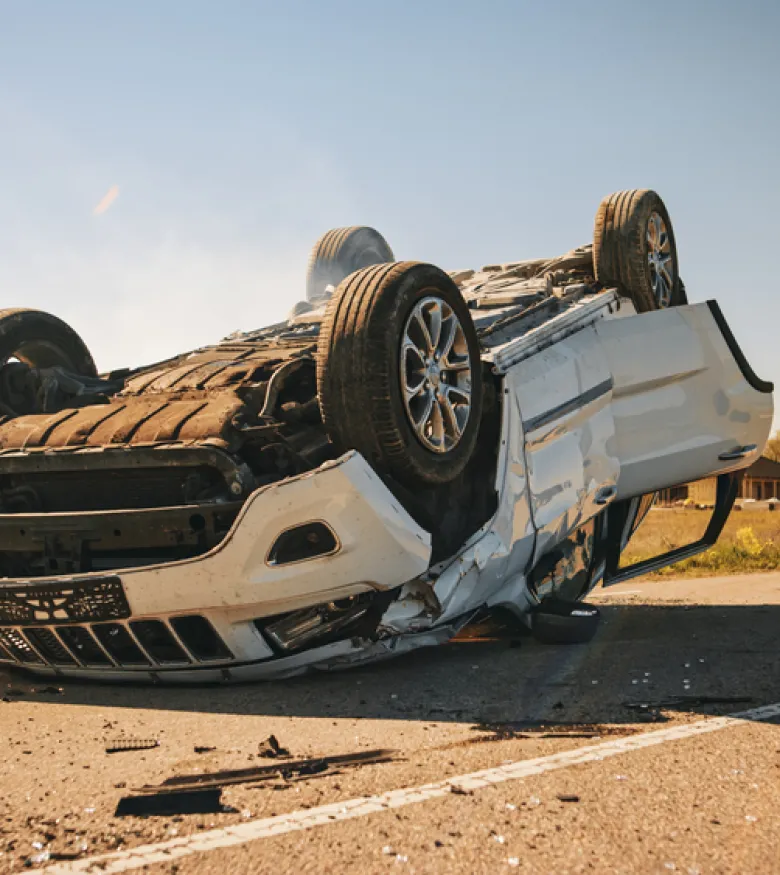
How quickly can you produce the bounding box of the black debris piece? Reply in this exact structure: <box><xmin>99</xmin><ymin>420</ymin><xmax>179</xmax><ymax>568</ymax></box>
<box><xmin>449</xmin><ymin>785</ymin><xmax>473</xmax><ymax>796</ymax></box>
<box><xmin>115</xmin><ymin>789</ymin><xmax>224</xmax><ymax>817</ymax></box>
<box><xmin>106</xmin><ymin>738</ymin><xmax>160</xmax><ymax>754</ymax></box>
<box><xmin>557</xmin><ymin>794</ymin><xmax>580</xmax><ymax>803</ymax></box>
<box><xmin>258</xmin><ymin>734</ymin><xmax>290</xmax><ymax>758</ymax></box>
<box><xmin>136</xmin><ymin>749</ymin><xmax>395</xmax><ymax>794</ymax></box>
<box><xmin>194</xmin><ymin>746</ymin><xmax>216</xmax><ymax>754</ymax></box>
<box><xmin>474</xmin><ymin>721</ymin><xmax>611</xmax><ymax>740</ymax></box>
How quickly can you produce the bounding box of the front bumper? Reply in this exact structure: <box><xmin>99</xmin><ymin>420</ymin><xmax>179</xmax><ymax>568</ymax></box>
<box><xmin>0</xmin><ymin>452</ymin><xmax>432</xmax><ymax>682</ymax></box>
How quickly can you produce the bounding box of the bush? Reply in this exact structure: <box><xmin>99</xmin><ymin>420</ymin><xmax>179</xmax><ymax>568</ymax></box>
<box><xmin>624</xmin><ymin>524</ymin><xmax>780</xmax><ymax>577</ymax></box>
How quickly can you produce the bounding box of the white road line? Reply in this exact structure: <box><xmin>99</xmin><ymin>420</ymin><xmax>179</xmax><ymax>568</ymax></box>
<box><xmin>591</xmin><ymin>589</ymin><xmax>643</xmax><ymax>597</ymax></box>
<box><xmin>39</xmin><ymin>702</ymin><xmax>780</xmax><ymax>875</ymax></box>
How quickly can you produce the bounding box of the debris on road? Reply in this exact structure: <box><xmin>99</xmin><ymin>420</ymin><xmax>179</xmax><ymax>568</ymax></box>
<box><xmin>115</xmin><ymin>788</ymin><xmax>224</xmax><ymax>817</ymax></box>
<box><xmin>258</xmin><ymin>734</ymin><xmax>290</xmax><ymax>758</ymax></box>
<box><xmin>135</xmin><ymin>749</ymin><xmax>396</xmax><ymax>793</ymax></box>
<box><xmin>105</xmin><ymin>738</ymin><xmax>161</xmax><ymax>754</ymax></box>
<box><xmin>556</xmin><ymin>794</ymin><xmax>581</xmax><ymax>802</ymax></box>
<box><xmin>194</xmin><ymin>745</ymin><xmax>216</xmax><ymax>754</ymax></box>
<box><xmin>474</xmin><ymin>721</ymin><xmax>633</xmax><ymax>741</ymax></box>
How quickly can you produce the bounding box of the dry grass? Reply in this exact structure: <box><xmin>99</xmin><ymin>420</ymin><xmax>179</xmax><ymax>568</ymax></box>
<box><xmin>623</xmin><ymin>508</ymin><xmax>780</xmax><ymax>577</ymax></box>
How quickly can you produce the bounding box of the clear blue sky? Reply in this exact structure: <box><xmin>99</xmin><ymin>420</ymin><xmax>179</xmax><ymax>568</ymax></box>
<box><xmin>1</xmin><ymin>2</ymin><xmax>778</xmax><ymax>429</ymax></box>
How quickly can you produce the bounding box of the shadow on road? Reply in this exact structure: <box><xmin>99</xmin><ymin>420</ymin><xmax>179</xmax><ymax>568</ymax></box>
<box><xmin>3</xmin><ymin>602</ymin><xmax>779</xmax><ymax>728</ymax></box>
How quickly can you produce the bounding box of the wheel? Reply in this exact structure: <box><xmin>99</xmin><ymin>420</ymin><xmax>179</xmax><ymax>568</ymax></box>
<box><xmin>593</xmin><ymin>190</ymin><xmax>683</xmax><ymax>311</ymax></box>
<box><xmin>0</xmin><ymin>308</ymin><xmax>97</xmax><ymax>416</ymax></box>
<box><xmin>316</xmin><ymin>261</ymin><xmax>483</xmax><ymax>487</ymax></box>
<box><xmin>306</xmin><ymin>226</ymin><xmax>394</xmax><ymax>302</ymax></box>
<box><xmin>530</xmin><ymin>600</ymin><xmax>600</xmax><ymax>645</ymax></box>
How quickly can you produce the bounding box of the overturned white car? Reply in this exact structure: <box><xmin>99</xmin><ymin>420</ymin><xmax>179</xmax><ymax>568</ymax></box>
<box><xmin>0</xmin><ymin>190</ymin><xmax>772</xmax><ymax>682</ymax></box>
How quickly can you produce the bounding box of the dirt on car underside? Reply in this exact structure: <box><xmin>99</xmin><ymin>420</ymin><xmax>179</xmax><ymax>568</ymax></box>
<box><xmin>0</xmin><ymin>324</ymin><xmax>499</xmax><ymax>577</ymax></box>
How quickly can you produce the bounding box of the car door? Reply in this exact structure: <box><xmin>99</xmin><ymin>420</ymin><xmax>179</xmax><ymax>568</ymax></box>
<box><xmin>593</xmin><ymin>301</ymin><xmax>773</xmax><ymax>498</ymax></box>
<box><xmin>508</xmin><ymin>322</ymin><xmax>621</xmax><ymax>565</ymax></box>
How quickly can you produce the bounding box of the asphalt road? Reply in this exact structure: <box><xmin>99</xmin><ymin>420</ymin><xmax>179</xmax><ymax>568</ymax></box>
<box><xmin>0</xmin><ymin>573</ymin><xmax>778</xmax><ymax>874</ymax></box>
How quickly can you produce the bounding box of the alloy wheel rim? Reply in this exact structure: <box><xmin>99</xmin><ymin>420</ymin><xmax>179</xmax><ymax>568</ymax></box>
<box><xmin>400</xmin><ymin>296</ymin><xmax>472</xmax><ymax>453</ymax></box>
<box><xmin>646</xmin><ymin>211</ymin><xmax>675</xmax><ymax>307</ymax></box>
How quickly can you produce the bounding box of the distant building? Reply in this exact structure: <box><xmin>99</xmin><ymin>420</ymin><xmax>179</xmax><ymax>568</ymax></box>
<box><xmin>657</xmin><ymin>456</ymin><xmax>780</xmax><ymax>506</ymax></box>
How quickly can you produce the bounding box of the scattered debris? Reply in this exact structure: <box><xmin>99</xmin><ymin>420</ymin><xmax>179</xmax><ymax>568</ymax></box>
<box><xmin>106</xmin><ymin>738</ymin><xmax>160</xmax><ymax>754</ymax></box>
<box><xmin>258</xmin><ymin>734</ymin><xmax>290</xmax><ymax>759</ymax></box>
<box><xmin>193</xmin><ymin>746</ymin><xmax>216</xmax><ymax>754</ymax></box>
<box><xmin>115</xmin><ymin>789</ymin><xmax>224</xmax><ymax>818</ymax></box>
<box><xmin>623</xmin><ymin>696</ymin><xmax>753</xmax><ymax>711</ymax></box>
<box><xmin>473</xmin><ymin>721</ymin><xmax>632</xmax><ymax>742</ymax></box>
<box><xmin>34</xmin><ymin>686</ymin><xmax>63</xmax><ymax>695</ymax></box>
<box><xmin>135</xmin><ymin>749</ymin><xmax>395</xmax><ymax>794</ymax></box>
<box><xmin>449</xmin><ymin>785</ymin><xmax>473</xmax><ymax>796</ymax></box>
<box><xmin>557</xmin><ymin>794</ymin><xmax>580</xmax><ymax>802</ymax></box>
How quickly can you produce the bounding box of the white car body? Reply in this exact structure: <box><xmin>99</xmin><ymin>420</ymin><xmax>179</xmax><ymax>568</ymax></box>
<box><xmin>0</xmin><ymin>283</ymin><xmax>771</xmax><ymax>682</ymax></box>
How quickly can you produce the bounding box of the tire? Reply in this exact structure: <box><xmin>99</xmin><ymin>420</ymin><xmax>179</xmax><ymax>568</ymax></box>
<box><xmin>316</xmin><ymin>261</ymin><xmax>483</xmax><ymax>487</ymax></box>
<box><xmin>675</xmin><ymin>275</ymin><xmax>688</xmax><ymax>305</ymax></box>
<box><xmin>0</xmin><ymin>309</ymin><xmax>96</xmax><ymax>375</ymax></box>
<box><xmin>306</xmin><ymin>226</ymin><xmax>394</xmax><ymax>302</ymax></box>
<box><xmin>0</xmin><ymin>309</ymin><xmax>97</xmax><ymax>417</ymax></box>
<box><xmin>593</xmin><ymin>190</ymin><xmax>683</xmax><ymax>311</ymax></box>
<box><xmin>530</xmin><ymin>600</ymin><xmax>600</xmax><ymax>645</ymax></box>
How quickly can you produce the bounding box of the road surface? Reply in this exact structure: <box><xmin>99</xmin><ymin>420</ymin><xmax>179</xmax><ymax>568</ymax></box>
<box><xmin>1</xmin><ymin>573</ymin><xmax>778</xmax><ymax>874</ymax></box>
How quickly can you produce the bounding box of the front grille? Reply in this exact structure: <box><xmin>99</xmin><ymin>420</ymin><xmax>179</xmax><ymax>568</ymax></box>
<box><xmin>23</xmin><ymin>628</ymin><xmax>77</xmax><ymax>665</ymax></box>
<box><xmin>58</xmin><ymin>627</ymin><xmax>113</xmax><ymax>666</ymax></box>
<box><xmin>0</xmin><ymin>615</ymin><xmax>232</xmax><ymax>671</ymax></box>
<box><xmin>130</xmin><ymin>620</ymin><xmax>189</xmax><ymax>664</ymax></box>
<box><xmin>170</xmin><ymin>615</ymin><xmax>232</xmax><ymax>661</ymax></box>
<box><xmin>0</xmin><ymin>629</ymin><xmax>43</xmax><ymax>663</ymax></box>
<box><xmin>92</xmin><ymin>623</ymin><xmax>150</xmax><ymax>665</ymax></box>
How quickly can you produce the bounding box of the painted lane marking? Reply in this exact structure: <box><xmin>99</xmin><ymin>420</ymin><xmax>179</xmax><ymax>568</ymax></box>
<box><xmin>591</xmin><ymin>589</ymin><xmax>643</xmax><ymax>597</ymax></box>
<box><xmin>39</xmin><ymin>702</ymin><xmax>780</xmax><ymax>874</ymax></box>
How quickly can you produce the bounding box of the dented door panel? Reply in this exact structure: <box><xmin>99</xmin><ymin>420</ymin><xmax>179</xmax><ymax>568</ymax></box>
<box><xmin>510</xmin><ymin>324</ymin><xmax>620</xmax><ymax>565</ymax></box>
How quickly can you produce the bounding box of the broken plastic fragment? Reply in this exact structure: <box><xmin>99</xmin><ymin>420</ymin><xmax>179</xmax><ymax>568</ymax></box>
<box><xmin>106</xmin><ymin>738</ymin><xmax>160</xmax><ymax>754</ymax></box>
<box><xmin>258</xmin><ymin>735</ymin><xmax>290</xmax><ymax>759</ymax></box>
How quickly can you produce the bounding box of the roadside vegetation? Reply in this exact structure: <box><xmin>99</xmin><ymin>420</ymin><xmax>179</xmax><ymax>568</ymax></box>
<box><xmin>623</xmin><ymin>509</ymin><xmax>780</xmax><ymax>577</ymax></box>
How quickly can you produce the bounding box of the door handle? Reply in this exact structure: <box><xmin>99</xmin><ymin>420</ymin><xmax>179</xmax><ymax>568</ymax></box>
<box><xmin>718</xmin><ymin>444</ymin><xmax>757</xmax><ymax>461</ymax></box>
<box><xmin>594</xmin><ymin>485</ymin><xmax>618</xmax><ymax>506</ymax></box>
